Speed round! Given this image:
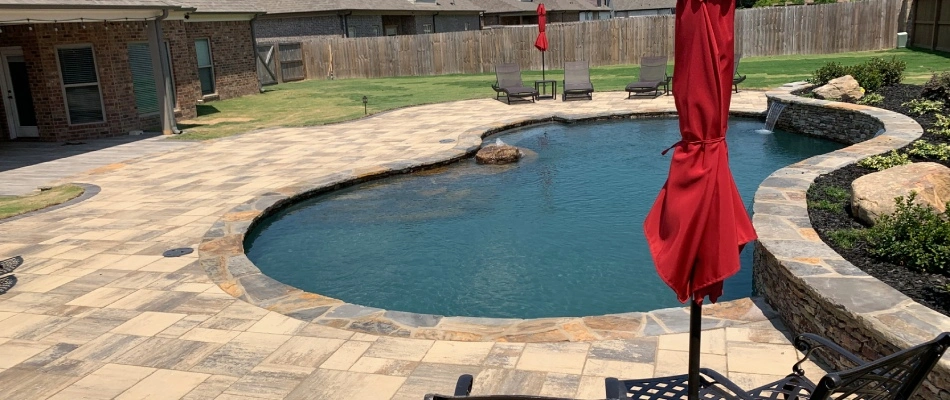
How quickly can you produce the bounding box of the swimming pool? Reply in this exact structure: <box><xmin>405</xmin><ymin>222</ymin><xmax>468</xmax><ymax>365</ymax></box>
<box><xmin>245</xmin><ymin>118</ymin><xmax>844</xmax><ymax>319</ymax></box>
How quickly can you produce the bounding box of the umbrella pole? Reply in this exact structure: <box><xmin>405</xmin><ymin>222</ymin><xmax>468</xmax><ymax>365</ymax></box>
<box><xmin>688</xmin><ymin>297</ymin><xmax>701</xmax><ymax>400</ymax></box>
<box><xmin>542</xmin><ymin>52</ymin><xmax>545</xmax><ymax>81</ymax></box>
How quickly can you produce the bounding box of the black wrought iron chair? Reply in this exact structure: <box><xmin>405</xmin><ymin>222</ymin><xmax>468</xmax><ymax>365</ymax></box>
<box><xmin>625</xmin><ymin>56</ymin><xmax>669</xmax><ymax>98</ymax></box>
<box><xmin>493</xmin><ymin>63</ymin><xmax>538</xmax><ymax>105</ymax></box>
<box><xmin>562</xmin><ymin>61</ymin><xmax>594</xmax><ymax>101</ymax></box>
<box><xmin>606</xmin><ymin>332</ymin><xmax>950</xmax><ymax>400</ymax></box>
<box><xmin>732</xmin><ymin>54</ymin><xmax>747</xmax><ymax>94</ymax></box>
<box><xmin>0</xmin><ymin>255</ymin><xmax>23</xmax><ymax>275</ymax></box>
<box><xmin>0</xmin><ymin>255</ymin><xmax>22</xmax><ymax>295</ymax></box>
<box><xmin>425</xmin><ymin>374</ymin><xmax>577</xmax><ymax>399</ymax></box>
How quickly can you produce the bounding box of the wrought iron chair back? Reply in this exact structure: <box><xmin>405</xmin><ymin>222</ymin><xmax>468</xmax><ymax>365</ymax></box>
<box><xmin>806</xmin><ymin>333</ymin><xmax>949</xmax><ymax>400</ymax></box>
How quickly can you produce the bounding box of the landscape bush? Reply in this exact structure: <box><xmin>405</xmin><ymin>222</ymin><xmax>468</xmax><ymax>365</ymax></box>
<box><xmin>902</xmin><ymin>99</ymin><xmax>945</xmax><ymax>116</ymax></box>
<box><xmin>908</xmin><ymin>140</ymin><xmax>950</xmax><ymax>161</ymax></box>
<box><xmin>865</xmin><ymin>192</ymin><xmax>950</xmax><ymax>275</ymax></box>
<box><xmin>857</xmin><ymin>150</ymin><xmax>911</xmax><ymax>171</ymax></box>
<box><xmin>931</xmin><ymin>114</ymin><xmax>950</xmax><ymax>137</ymax></box>
<box><xmin>809</xmin><ymin>57</ymin><xmax>906</xmax><ymax>93</ymax></box>
<box><xmin>922</xmin><ymin>72</ymin><xmax>950</xmax><ymax>104</ymax></box>
<box><xmin>857</xmin><ymin>92</ymin><xmax>884</xmax><ymax>106</ymax></box>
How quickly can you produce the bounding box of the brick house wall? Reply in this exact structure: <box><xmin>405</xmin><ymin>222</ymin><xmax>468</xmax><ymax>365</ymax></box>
<box><xmin>180</xmin><ymin>20</ymin><xmax>259</xmax><ymax>107</ymax></box>
<box><xmin>347</xmin><ymin>15</ymin><xmax>385</xmax><ymax>37</ymax></box>
<box><xmin>436</xmin><ymin>15</ymin><xmax>481</xmax><ymax>32</ymax></box>
<box><xmin>0</xmin><ymin>19</ymin><xmax>258</xmax><ymax>142</ymax></box>
<box><xmin>255</xmin><ymin>13</ymin><xmax>480</xmax><ymax>42</ymax></box>
<box><xmin>255</xmin><ymin>15</ymin><xmax>342</xmax><ymax>43</ymax></box>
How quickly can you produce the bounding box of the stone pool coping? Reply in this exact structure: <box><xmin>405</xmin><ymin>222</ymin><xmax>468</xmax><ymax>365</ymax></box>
<box><xmin>199</xmin><ymin>109</ymin><xmax>781</xmax><ymax>343</ymax></box>
<box><xmin>754</xmin><ymin>82</ymin><xmax>949</xmax><ymax>397</ymax></box>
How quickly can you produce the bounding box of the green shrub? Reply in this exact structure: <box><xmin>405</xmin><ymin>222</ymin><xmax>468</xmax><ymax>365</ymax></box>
<box><xmin>809</xmin><ymin>58</ymin><xmax>904</xmax><ymax>93</ymax></box>
<box><xmin>931</xmin><ymin>114</ymin><xmax>950</xmax><ymax>137</ymax></box>
<box><xmin>902</xmin><ymin>99</ymin><xmax>945</xmax><ymax>116</ymax></box>
<box><xmin>847</xmin><ymin>63</ymin><xmax>884</xmax><ymax>93</ymax></box>
<box><xmin>810</xmin><ymin>62</ymin><xmax>848</xmax><ymax>86</ymax></box>
<box><xmin>809</xmin><ymin>199</ymin><xmax>843</xmax><ymax>212</ymax></box>
<box><xmin>828</xmin><ymin>229</ymin><xmax>867</xmax><ymax>250</ymax></box>
<box><xmin>823</xmin><ymin>185</ymin><xmax>850</xmax><ymax>202</ymax></box>
<box><xmin>857</xmin><ymin>150</ymin><xmax>911</xmax><ymax>171</ymax></box>
<box><xmin>865</xmin><ymin>192</ymin><xmax>950</xmax><ymax>275</ymax></box>
<box><xmin>858</xmin><ymin>92</ymin><xmax>884</xmax><ymax>106</ymax></box>
<box><xmin>922</xmin><ymin>72</ymin><xmax>950</xmax><ymax>104</ymax></box>
<box><xmin>908</xmin><ymin>140</ymin><xmax>950</xmax><ymax>161</ymax></box>
<box><xmin>866</xmin><ymin>57</ymin><xmax>906</xmax><ymax>87</ymax></box>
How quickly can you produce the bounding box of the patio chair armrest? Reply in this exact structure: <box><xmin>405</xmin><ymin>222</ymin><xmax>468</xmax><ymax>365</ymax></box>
<box><xmin>698</xmin><ymin>368</ymin><xmax>757</xmax><ymax>400</ymax></box>
<box><xmin>454</xmin><ymin>374</ymin><xmax>474</xmax><ymax>396</ymax></box>
<box><xmin>793</xmin><ymin>333</ymin><xmax>867</xmax><ymax>375</ymax></box>
<box><xmin>604</xmin><ymin>377</ymin><xmax>623</xmax><ymax>399</ymax></box>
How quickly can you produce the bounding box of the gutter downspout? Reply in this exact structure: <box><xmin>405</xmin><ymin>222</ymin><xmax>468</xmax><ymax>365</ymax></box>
<box><xmin>148</xmin><ymin>9</ymin><xmax>180</xmax><ymax>135</ymax></box>
<box><xmin>432</xmin><ymin>12</ymin><xmax>438</xmax><ymax>33</ymax></box>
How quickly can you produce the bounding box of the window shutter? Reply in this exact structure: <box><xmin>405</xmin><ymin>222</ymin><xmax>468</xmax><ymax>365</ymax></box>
<box><xmin>127</xmin><ymin>43</ymin><xmax>159</xmax><ymax>115</ymax></box>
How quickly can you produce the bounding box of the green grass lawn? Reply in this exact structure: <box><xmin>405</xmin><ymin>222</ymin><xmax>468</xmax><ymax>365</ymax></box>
<box><xmin>0</xmin><ymin>185</ymin><xmax>84</xmax><ymax>220</ymax></box>
<box><xmin>173</xmin><ymin>48</ymin><xmax>950</xmax><ymax>141</ymax></box>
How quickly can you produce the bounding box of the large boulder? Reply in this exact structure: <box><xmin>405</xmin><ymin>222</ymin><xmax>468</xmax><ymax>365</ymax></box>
<box><xmin>814</xmin><ymin>75</ymin><xmax>865</xmax><ymax>102</ymax></box>
<box><xmin>476</xmin><ymin>144</ymin><xmax>522</xmax><ymax>165</ymax></box>
<box><xmin>851</xmin><ymin>162</ymin><xmax>950</xmax><ymax>225</ymax></box>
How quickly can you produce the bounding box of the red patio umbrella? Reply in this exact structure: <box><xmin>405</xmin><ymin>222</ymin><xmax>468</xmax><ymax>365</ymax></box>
<box><xmin>643</xmin><ymin>0</ymin><xmax>757</xmax><ymax>398</ymax></box>
<box><xmin>534</xmin><ymin>3</ymin><xmax>548</xmax><ymax>80</ymax></box>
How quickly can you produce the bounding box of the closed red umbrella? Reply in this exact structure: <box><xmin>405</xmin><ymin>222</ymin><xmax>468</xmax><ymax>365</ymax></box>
<box><xmin>534</xmin><ymin>3</ymin><xmax>548</xmax><ymax>80</ymax></box>
<box><xmin>643</xmin><ymin>0</ymin><xmax>757</xmax><ymax>398</ymax></box>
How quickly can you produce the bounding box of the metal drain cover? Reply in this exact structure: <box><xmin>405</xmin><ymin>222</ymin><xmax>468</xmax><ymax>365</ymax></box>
<box><xmin>162</xmin><ymin>247</ymin><xmax>194</xmax><ymax>257</ymax></box>
<box><xmin>439</xmin><ymin>138</ymin><xmax>455</xmax><ymax>143</ymax></box>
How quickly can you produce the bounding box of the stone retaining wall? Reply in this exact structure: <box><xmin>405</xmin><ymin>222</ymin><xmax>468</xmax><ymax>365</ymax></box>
<box><xmin>771</xmin><ymin>94</ymin><xmax>885</xmax><ymax>144</ymax></box>
<box><xmin>754</xmin><ymin>82</ymin><xmax>950</xmax><ymax>399</ymax></box>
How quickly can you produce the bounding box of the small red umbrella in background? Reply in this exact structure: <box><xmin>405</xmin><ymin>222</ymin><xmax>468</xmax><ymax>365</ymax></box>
<box><xmin>643</xmin><ymin>0</ymin><xmax>757</xmax><ymax>398</ymax></box>
<box><xmin>534</xmin><ymin>3</ymin><xmax>548</xmax><ymax>80</ymax></box>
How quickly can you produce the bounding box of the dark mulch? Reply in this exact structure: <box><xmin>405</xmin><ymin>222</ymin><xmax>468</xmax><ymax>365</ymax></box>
<box><xmin>803</xmin><ymin>83</ymin><xmax>950</xmax><ymax>317</ymax></box>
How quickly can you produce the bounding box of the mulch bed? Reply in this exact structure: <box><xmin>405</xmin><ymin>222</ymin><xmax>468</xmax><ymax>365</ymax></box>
<box><xmin>803</xmin><ymin>83</ymin><xmax>950</xmax><ymax>317</ymax></box>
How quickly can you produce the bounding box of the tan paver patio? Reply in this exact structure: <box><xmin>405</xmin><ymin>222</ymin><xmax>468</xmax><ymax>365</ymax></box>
<box><xmin>0</xmin><ymin>91</ymin><xmax>828</xmax><ymax>399</ymax></box>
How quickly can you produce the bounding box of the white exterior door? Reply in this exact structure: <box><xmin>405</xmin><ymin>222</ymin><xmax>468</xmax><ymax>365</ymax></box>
<box><xmin>0</xmin><ymin>47</ymin><xmax>39</xmax><ymax>139</ymax></box>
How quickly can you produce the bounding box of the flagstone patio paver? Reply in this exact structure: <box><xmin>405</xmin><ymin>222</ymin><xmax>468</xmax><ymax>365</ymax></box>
<box><xmin>0</xmin><ymin>91</ymin><xmax>826</xmax><ymax>398</ymax></box>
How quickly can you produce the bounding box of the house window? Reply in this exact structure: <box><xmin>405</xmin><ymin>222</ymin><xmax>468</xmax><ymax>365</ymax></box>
<box><xmin>57</xmin><ymin>45</ymin><xmax>105</xmax><ymax>125</ymax></box>
<box><xmin>464</xmin><ymin>22</ymin><xmax>470</xmax><ymax>31</ymax></box>
<box><xmin>423</xmin><ymin>23</ymin><xmax>433</xmax><ymax>33</ymax></box>
<box><xmin>194</xmin><ymin>38</ymin><xmax>214</xmax><ymax>95</ymax></box>
<box><xmin>347</xmin><ymin>26</ymin><xmax>357</xmax><ymax>38</ymax></box>
<box><xmin>372</xmin><ymin>26</ymin><xmax>381</xmax><ymax>36</ymax></box>
<box><xmin>385</xmin><ymin>25</ymin><xmax>398</xmax><ymax>36</ymax></box>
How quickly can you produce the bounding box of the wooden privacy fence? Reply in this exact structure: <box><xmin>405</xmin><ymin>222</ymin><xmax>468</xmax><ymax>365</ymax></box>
<box><xmin>295</xmin><ymin>0</ymin><xmax>900</xmax><ymax>81</ymax></box>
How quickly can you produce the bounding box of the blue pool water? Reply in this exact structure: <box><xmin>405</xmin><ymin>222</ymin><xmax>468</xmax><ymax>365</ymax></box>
<box><xmin>245</xmin><ymin>118</ymin><xmax>844</xmax><ymax>319</ymax></box>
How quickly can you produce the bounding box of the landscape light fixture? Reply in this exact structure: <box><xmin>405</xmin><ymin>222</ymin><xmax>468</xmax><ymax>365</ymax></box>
<box><xmin>362</xmin><ymin>96</ymin><xmax>368</xmax><ymax>115</ymax></box>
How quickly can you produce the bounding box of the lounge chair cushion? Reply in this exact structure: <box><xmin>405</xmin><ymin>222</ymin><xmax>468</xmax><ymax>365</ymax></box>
<box><xmin>503</xmin><ymin>86</ymin><xmax>537</xmax><ymax>96</ymax></box>
<box><xmin>564</xmin><ymin>82</ymin><xmax>593</xmax><ymax>92</ymax></box>
<box><xmin>626</xmin><ymin>81</ymin><xmax>662</xmax><ymax>92</ymax></box>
